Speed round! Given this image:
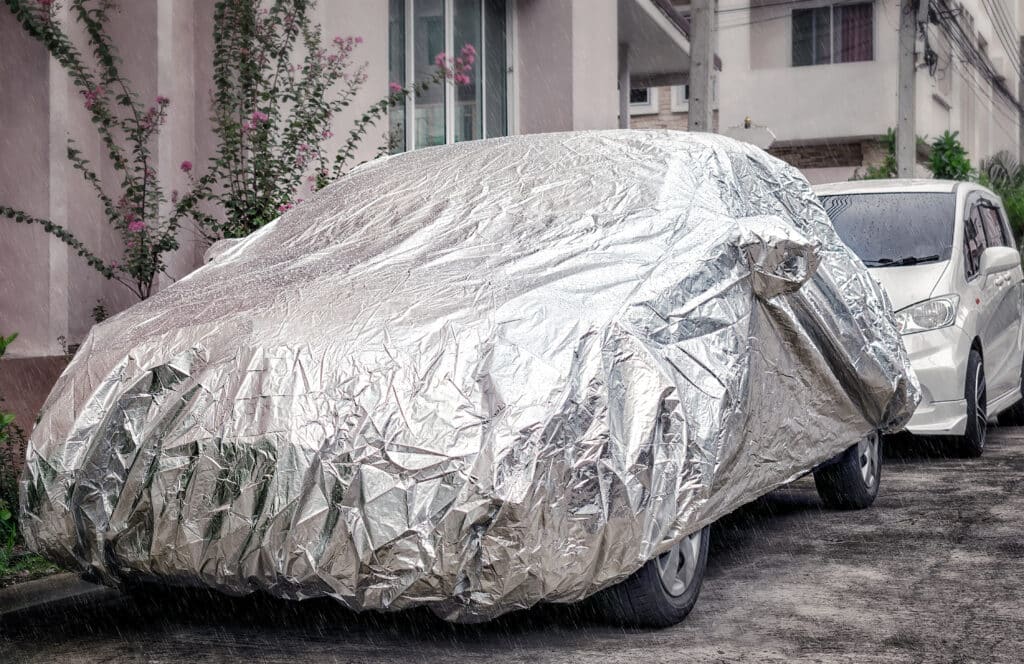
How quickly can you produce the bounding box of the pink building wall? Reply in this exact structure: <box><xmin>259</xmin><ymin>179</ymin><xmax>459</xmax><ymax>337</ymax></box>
<box><xmin>0</xmin><ymin>0</ymin><xmax>389</xmax><ymax>359</ymax></box>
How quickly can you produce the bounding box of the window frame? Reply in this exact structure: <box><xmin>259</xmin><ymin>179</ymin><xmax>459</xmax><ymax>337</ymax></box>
<box><xmin>791</xmin><ymin>2</ymin><xmax>874</xmax><ymax>68</ymax></box>
<box><xmin>964</xmin><ymin>202</ymin><xmax>989</xmax><ymax>281</ymax></box>
<box><xmin>391</xmin><ymin>0</ymin><xmax>513</xmax><ymax>153</ymax></box>
<box><xmin>629</xmin><ymin>87</ymin><xmax>659</xmax><ymax>115</ymax></box>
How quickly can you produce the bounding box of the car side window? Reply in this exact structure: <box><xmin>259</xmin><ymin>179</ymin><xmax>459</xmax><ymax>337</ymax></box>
<box><xmin>964</xmin><ymin>204</ymin><xmax>987</xmax><ymax>279</ymax></box>
<box><xmin>980</xmin><ymin>203</ymin><xmax>1009</xmax><ymax>248</ymax></box>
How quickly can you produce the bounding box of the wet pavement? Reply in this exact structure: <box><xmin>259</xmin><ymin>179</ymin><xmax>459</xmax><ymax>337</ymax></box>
<box><xmin>2</xmin><ymin>428</ymin><xmax>1023</xmax><ymax>663</ymax></box>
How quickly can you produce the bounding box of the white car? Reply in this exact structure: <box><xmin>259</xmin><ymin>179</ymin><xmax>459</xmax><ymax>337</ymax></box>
<box><xmin>815</xmin><ymin>179</ymin><xmax>1024</xmax><ymax>456</ymax></box>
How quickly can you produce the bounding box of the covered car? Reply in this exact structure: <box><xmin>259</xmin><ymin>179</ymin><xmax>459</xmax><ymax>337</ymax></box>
<box><xmin>20</xmin><ymin>130</ymin><xmax>918</xmax><ymax>626</ymax></box>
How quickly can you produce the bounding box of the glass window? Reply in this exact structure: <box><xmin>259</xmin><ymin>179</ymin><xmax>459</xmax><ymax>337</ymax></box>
<box><xmin>964</xmin><ymin>205</ymin><xmax>988</xmax><ymax>278</ymax></box>
<box><xmin>484</xmin><ymin>0</ymin><xmax>507</xmax><ymax>138</ymax></box>
<box><xmin>980</xmin><ymin>205</ymin><xmax>1010</xmax><ymax>247</ymax></box>
<box><xmin>793</xmin><ymin>3</ymin><xmax>872</xmax><ymax>66</ymax></box>
<box><xmin>388</xmin><ymin>0</ymin><xmax>407</xmax><ymax>153</ymax></box>
<box><xmin>835</xmin><ymin>3</ymin><xmax>873</xmax><ymax>63</ymax></box>
<box><xmin>454</xmin><ymin>0</ymin><xmax>482</xmax><ymax>142</ymax></box>
<box><xmin>629</xmin><ymin>87</ymin><xmax>658</xmax><ymax>115</ymax></box>
<box><xmin>819</xmin><ymin>193</ymin><xmax>956</xmax><ymax>267</ymax></box>
<box><xmin>390</xmin><ymin>0</ymin><xmax>508</xmax><ymax>153</ymax></box>
<box><xmin>414</xmin><ymin>0</ymin><xmax>446</xmax><ymax>149</ymax></box>
<box><xmin>793</xmin><ymin>7</ymin><xmax>830</xmax><ymax>66</ymax></box>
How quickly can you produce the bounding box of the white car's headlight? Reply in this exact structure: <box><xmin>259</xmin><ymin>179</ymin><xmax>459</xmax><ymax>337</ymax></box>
<box><xmin>895</xmin><ymin>295</ymin><xmax>959</xmax><ymax>334</ymax></box>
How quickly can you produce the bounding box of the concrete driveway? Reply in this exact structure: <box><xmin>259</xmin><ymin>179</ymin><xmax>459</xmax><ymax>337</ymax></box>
<box><xmin>3</xmin><ymin>429</ymin><xmax>1023</xmax><ymax>664</ymax></box>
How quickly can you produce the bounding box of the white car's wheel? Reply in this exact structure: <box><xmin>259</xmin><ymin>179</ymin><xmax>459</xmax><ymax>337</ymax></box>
<box><xmin>959</xmin><ymin>350</ymin><xmax>986</xmax><ymax>457</ymax></box>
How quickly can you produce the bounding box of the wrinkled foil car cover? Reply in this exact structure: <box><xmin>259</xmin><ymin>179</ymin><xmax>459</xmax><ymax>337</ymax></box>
<box><xmin>21</xmin><ymin>131</ymin><xmax>918</xmax><ymax>621</ymax></box>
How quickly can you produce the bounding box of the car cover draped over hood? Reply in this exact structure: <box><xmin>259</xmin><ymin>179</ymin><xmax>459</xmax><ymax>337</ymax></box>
<box><xmin>20</xmin><ymin>130</ymin><xmax>918</xmax><ymax>622</ymax></box>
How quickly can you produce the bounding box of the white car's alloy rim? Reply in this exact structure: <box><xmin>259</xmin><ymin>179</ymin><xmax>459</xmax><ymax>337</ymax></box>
<box><xmin>858</xmin><ymin>432</ymin><xmax>880</xmax><ymax>488</ymax></box>
<box><xmin>657</xmin><ymin>530</ymin><xmax>702</xmax><ymax>597</ymax></box>
<box><xmin>975</xmin><ymin>362</ymin><xmax>987</xmax><ymax>447</ymax></box>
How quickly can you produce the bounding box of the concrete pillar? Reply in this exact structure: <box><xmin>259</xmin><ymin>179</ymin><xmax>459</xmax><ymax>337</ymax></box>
<box><xmin>516</xmin><ymin>0</ymin><xmax>617</xmax><ymax>133</ymax></box>
<box><xmin>689</xmin><ymin>0</ymin><xmax>715</xmax><ymax>132</ymax></box>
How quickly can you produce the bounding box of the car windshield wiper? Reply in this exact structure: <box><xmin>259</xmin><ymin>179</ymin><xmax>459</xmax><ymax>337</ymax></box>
<box><xmin>862</xmin><ymin>254</ymin><xmax>941</xmax><ymax>267</ymax></box>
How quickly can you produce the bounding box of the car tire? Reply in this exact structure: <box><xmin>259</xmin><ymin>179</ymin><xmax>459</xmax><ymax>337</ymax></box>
<box><xmin>813</xmin><ymin>431</ymin><xmax>882</xmax><ymax>510</ymax></box>
<box><xmin>592</xmin><ymin>526</ymin><xmax>710</xmax><ymax>628</ymax></box>
<box><xmin>959</xmin><ymin>349</ymin><xmax>987</xmax><ymax>457</ymax></box>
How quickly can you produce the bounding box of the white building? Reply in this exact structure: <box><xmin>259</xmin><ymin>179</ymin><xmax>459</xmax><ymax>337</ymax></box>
<box><xmin>633</xmin><ymin>0</ymin><xmax>1023</xmax><ymax>183</ymax></box>
<box><xmin>719</xmin><ymin>0</ymin><xmax>1023</xmax><ymax>182</ymax></box>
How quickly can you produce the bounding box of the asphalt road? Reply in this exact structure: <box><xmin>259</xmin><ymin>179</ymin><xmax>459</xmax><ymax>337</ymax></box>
<box><xmin>3</xmin><ymin>429</ymin><xmax>1023</xmax><ymax>664</ymax></box>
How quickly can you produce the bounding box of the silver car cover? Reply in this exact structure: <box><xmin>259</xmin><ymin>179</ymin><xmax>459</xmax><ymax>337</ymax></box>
<box><xmin>20</xmin><ymin>130</ymin><xmax>918</xmax><ymax>622</ymax></box>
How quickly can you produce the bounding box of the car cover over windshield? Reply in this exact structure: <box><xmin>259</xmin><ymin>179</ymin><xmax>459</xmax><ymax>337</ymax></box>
<box><xmin>20</xmin><ymin>130</ymin><xmax>918</xmax><ymax>622</ymax></box>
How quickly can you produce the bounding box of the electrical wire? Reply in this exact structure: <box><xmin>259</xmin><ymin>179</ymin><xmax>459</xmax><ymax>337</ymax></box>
<box><xmin>930</xmin><ymin>0</ymin><xmax>1022</xmax><ymax>113</ymax></box>
<box><xmin>977</xmin><ymin>0</ymin><xmax>1022</xmax><ymax>81</ymax></box>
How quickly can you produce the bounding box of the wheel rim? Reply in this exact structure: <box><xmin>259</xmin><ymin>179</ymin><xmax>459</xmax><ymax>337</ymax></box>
<box><xmin>656</xmin><ymin>530</ymin><xmax>702</xmax><ymax>597</ymax></box>
<box><xmin>857</xmin><ymin>432</ymin><xmax>880</xmax><ymax>488</ymax></box>
<box><xmin>975</xmin><ymin>362</ymin><xmax>987</xmax><ymax>447</ymax></box>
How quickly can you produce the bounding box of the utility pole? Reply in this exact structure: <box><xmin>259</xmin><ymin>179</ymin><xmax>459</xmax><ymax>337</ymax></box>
<box><xmin>689</xmin><ymin>0</ymin><xmax>715</xmax><ymax>132</ymax></box>
<box><xmin>896</xmin><ymin>0</ymin><xmax>929</xmax><ymax>176</ymax></box>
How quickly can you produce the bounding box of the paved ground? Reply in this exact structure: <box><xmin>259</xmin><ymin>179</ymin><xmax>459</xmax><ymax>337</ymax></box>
<box><xmin>3</xmin><ymin>429</ymin><xmax>1023</xmax><ymax>664</ymax></box>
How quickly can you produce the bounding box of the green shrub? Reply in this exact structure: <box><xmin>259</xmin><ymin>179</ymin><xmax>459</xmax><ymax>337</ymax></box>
<box><xmin>929</xmin><ymin>131</ymin><xmax>973</xmax><ymax>181</ymax></box>
<box><xmin>0</xmin><ymin>333</ymin><xmax>24</xmax><ymax>569</ymax></box>
<box><xmin>979</xmin><ymin>151</ymin><xmax>1024</xmax><ymax>241</ymax></box>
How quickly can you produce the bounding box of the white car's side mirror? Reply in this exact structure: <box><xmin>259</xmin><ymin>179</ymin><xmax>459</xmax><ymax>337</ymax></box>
<box><xmin>979</xmin><ymin>246</ymin><xmax>1021</xmax><ymax>277</ymax></box>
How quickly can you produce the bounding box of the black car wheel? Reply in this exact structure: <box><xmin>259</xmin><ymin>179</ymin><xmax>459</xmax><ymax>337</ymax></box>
<box><xmin>813</xmin><ymin>431</ymin><xmax>882</xmax><ymax>510</ymax></box>
<box><xmin>959</xmin><ymin>350</ymin><xmax>987</xmax><ymax>457</ymax></box>
<box><xmin>592</xmin><ymin>526</ymin><xmax>710</xmax><ymax>628</ymax></box>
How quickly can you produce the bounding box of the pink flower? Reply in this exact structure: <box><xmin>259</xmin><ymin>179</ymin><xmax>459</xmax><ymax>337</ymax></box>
<box><xmin>460</xmin><ymin>43</ymin><xmax>476</xmax><ymax>63</ymax></box>
<box><xmin>389</xmin><ymin>81</ymin><xmax>403</xmax><ymax>93</ymax></box>
<box><xmin>321</xmin><ymin>129</ymin><xmax>334</xmax><ymax>139</ymax></box>
<box><xmin>81</xmin><ymin>86</ymin><xmax>104</xmax><ymax>110</ymax></box>
<box><xmin>180</xmin><ymin>160</ymin><xmax>192</xmax><ymax>173</ymax></box>
<box><xmin>454</xmin><ymin>73</ymin><xmax>470</xmax><ymax>85</ymax></box>
<box><xmin>251</xmin><ymin>110</ymin><xmax>269</xmax><ymax>123</ymax></box>
<box><xmin>277</xmin><ymin>202</ymin><xmax>294</xmax><ymax>213</ymax></box>
<box><xmin>155</xmin><ymin>95</ymin><xmax>170</xmax><ymax>105</ymax></box>
<box><xmin>128</xmin><ymin>220</ymin><xmax>146</xmax><ymax>232</ymax></box>
<box><xmin>354</xmin><ymin>36</ymin><xmax>363</xmax><ymax>44</ymax></box>
<box><xmin>434</xmin><ymin>51</ymin><xmax>447</xmax><ymax>69</ymax></box>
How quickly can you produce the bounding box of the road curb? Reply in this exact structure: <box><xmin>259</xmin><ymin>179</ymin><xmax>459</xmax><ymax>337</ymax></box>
<box><xmin>0</xmin><ymin>572</ymin><xmax>118</xmax><ymax>618</ymax></box>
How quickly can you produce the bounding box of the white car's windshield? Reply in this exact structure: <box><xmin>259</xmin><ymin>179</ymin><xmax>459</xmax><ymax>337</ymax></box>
<box><xmin>819</xmin><ymin>192</ymin><xmax>956</xmax><ymax>267</ymax></box>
